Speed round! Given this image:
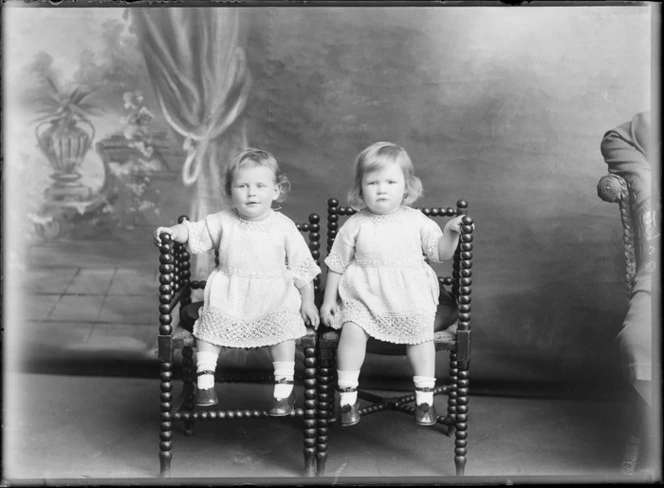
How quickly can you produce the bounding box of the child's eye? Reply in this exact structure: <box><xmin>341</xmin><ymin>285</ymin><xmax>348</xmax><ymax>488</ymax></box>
<box><xmin>257</xmin><ymin>183</ymin><xmax>266</xmax><ymax>188</ymax></box>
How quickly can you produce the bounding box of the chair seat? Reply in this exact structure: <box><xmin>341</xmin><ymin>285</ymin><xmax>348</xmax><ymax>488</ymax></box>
<box><xmin>174</xmin><ymin>301</ymin><xmax>317</xmax><ymax>349</ymax></box>
<box><xmin>318</xmin><ymin>322</ymin><xmax>458</xmax><ymax>356</ymax></box>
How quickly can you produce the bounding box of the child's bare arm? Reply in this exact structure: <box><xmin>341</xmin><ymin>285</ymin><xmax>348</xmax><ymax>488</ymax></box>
<box><xmin>298</xmin><ymin>281</ymin><xmax>320</xmax><ymax>329</ymax></box>
<box><xmin>437</xmin><ymin>216</ymin><xmax>463</xmax><ymax>261</ymax></box>
<box><xmin>153</xmin><ymin>223</ymin><xmax>189</xmax><ymax>246</ymax></box>
<box><xmin>320</xmin><ymin>271</ymin><xmax>342</xmax><ymax>327</ymax></box>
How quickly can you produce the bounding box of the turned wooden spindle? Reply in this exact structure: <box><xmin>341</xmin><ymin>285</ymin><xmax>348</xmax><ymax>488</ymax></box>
<box><xmin>315</xmin><ymin>346</ymin><xmax>335</xmax><ymax>476</ymax></box>
<box><xmin>157</xmin><ymin>229</ymin><xmax>176</xmax><ymax>477</ymax></box>
<box><xmin>303</xmin><ymin>346</ymin><xmax>318</xmax><ymax>476</ymax></box>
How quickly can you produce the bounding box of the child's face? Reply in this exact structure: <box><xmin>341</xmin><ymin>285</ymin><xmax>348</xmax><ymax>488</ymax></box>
<box><xmin>230</xmin><ymin>164</ymin><xmax>280</xmax><ymax>220</ymax></box>
<box><xmin>361</xmin><ymin>161</ymin><xmax>406</xmax><ymax>215</ymax></box>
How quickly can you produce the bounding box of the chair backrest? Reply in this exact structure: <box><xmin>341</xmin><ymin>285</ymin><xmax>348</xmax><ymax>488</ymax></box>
<box><xmin>324</xmin><ymin>198</ymin><xmax>474</xmax><ymax>335</ymax></box>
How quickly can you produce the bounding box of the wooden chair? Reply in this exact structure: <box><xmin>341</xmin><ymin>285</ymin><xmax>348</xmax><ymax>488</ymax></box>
<box><xmin>314</xmin><ymin>198</ymin><xmax>475</xmax><ymax>476</ymax></box>
<box><xmin>156</xmin><ymin>213</ymin><xmax>322</xmax><ymax>477</ymax></box>
<box><xmin>597</xmin><ymin>174</ymin><xmax>654</xmax><ymax>475</ymax></box>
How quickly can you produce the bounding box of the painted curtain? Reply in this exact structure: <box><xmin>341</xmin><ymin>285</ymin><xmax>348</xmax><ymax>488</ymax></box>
<box><xmin>131</xmin><ymin>8</ymin><xmax>251</xmax><ymax>278</ymax></box>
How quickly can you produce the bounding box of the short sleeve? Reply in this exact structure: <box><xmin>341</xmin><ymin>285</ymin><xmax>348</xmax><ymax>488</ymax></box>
<box><xmin>324</xmin><ymin>216</ymin><xmax>358</xmax><ymax>273</ymax></box>
<box><xmin>420</xmin><ymin>215</ymin><xmax>443</xmax><ymax>263</ymax></box>
<box><xmin>285</xmin><ymin>220</ymin><xmax>321</xmax><ymax>289</ymax></box>
<box><xmin>183</xmin><ymin>214</ymin><xmax>222</xmax><ymax>255</ymax></box>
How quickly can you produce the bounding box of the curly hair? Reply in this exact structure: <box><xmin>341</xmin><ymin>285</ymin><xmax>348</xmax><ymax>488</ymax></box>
<box><xmin>224</xmin><ymin>148</ymin><xmax>290</xmax><ymax>203</ymax></box>
<box><xmin>347</xmin><ymin>141</ymin><xmax>423</xmax><ymax>210</ymax></box>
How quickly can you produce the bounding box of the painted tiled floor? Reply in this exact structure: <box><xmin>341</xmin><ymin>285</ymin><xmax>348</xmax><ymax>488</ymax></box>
<box><xmin>17</xmin><ymin>236</ymin><xmax>162</xmax><ymax>372</ymax></box>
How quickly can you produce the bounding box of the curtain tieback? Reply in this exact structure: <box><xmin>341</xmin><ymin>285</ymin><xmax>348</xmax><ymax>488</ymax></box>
<box><xmin>182</xmin><ymin>136</ymin><xmax>210</xmax><ymax>187</ymax></box>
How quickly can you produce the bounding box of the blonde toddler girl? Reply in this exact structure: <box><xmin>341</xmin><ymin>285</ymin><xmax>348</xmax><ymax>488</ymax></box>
<box><xmin>154</xmin><ymin>148</ymin><xmax>320</xmax><ymax>415</ymax></box>
<box><xmin>320</xmin><ymin>141</ymin><xmax>463</xmax><ymax>426</ymax></box>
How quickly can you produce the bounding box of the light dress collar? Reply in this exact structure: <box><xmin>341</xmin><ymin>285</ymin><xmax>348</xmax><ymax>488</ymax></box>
<box><xmin>364</xmin><ymin>206</ymin><xmax>406</xmax><ymax>224</ymax></box>
<box><xmin>234</xmin><ymin>208</ymin><xmax>274</xmax><ymax>231</ymax></box>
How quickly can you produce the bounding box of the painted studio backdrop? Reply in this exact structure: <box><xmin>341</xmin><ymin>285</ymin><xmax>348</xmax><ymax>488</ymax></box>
<box><xmin>3</xmin><ymin>6</ymin><xmax>653</xmax><ymax>393</ymax></box>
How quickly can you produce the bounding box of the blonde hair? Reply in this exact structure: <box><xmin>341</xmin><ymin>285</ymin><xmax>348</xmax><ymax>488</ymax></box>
<box><xmin>224</xmin><ymin>148</ymin><xmax>290</xmax><ymax>203</ymax></box>
<box><xmin>347</xmin><ymin>141</ymin><xmax>423</xmax><ymax>210</ymax></box>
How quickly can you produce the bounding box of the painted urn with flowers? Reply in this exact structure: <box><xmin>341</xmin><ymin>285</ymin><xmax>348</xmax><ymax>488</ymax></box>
<box><xmin>33</xmin><ymin>77</ymin><xmax>101</xmax><ymax>185</ymax></box>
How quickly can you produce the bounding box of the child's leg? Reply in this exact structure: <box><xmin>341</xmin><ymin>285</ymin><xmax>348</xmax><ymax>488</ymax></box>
<box><xmin>268</xmin><ymin>339</ymin><xmax>296</xmax><ymax>399</ymax></box>
<box><xmin>406</xmin><ymin>341</ymin><xmax>436</xmax><ymax>405</ymax></box>
<box><xmin>194</xmin><ymin>340</ymin><xmax>222</xmax><ymax>406</ymax></box>
<box><xmin>196</xmin><ymin>340</ymin><xmax>222</xmax><ymax>390</ymax></box>
<box><xmin>336</xmin><ymin>322</ymin><xmax>369</xmax><ymax>406</ymax></box>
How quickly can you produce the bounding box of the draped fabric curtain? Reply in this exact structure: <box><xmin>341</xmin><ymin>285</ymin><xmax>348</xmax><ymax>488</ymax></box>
<box><xmin>131</xmin><ymin>8</ymin><xmax>252</xmax><ymax>278</ymax></box>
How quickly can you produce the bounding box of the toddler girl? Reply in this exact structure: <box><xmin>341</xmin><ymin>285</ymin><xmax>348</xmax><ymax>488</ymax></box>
<box><xmin>320</xmin><ymin>141</ymin><xmax>463</xmax><ymax>427</ymax></box>
<box><xmin>154</xmin><ymin>148</ymin><xmax>320</xmax><ymax>415</ymax></box>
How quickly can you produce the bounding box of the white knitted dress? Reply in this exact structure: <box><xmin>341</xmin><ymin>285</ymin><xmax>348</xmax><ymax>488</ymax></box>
<box><xmin>185</xmin><ymin>209</ymin><xmax>320</xmax><ymax>348</ymax></box>
<box><xmin>324</xmin><ymin>206</ymin><xmax>443</xmax><ymax>344</ymax></box>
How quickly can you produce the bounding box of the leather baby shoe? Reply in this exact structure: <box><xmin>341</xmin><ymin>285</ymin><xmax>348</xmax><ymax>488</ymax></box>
<box><xmin>339</xmin><ymin>401</ymin><xmax>361</xmax><ymax>427</ymax></box>
<box><xmin>268</xmin><ymin>391</ymin><xmax>295</xmax><ymax>417</ymax></box>
<box><xmin>414</xmin><ymin>402</ymin><xmax>438</xmax><ymax>426</ymax></box>
<box><xmin>195</xmin><ymin>387</ymin><xmax>219</xmax><ymax>407</ymax></box>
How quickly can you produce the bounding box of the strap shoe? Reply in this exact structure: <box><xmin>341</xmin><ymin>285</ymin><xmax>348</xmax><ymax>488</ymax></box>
<box><xmin>339</xmin><ymin>400</ymin><xmax>361</xmax><ymax>426</ymax></box>
<box><xmin>268</xmin><ymin>391</ymin><xmax>295</xmax><ymax>417</ymax></box>
<box><xmin>414</xmin><ymin>402</ymin><xmax>438</xmax><ymax>426</ymax></box>
<box><xmin>195</xmin><ymin>370</ymin><xmax>219</xmax><ymax>407</ymax></box>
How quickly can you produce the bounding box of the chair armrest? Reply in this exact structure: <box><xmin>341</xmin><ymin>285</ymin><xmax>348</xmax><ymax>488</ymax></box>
<box><xmin>597</xmin><ymin>173</ymin><xmax>638</xmax><ymax>293</ymax></box>
<box><xmin>597</xmin><ymin>174</ymin><xmax>629</xmax><ymax>204</ymax></box>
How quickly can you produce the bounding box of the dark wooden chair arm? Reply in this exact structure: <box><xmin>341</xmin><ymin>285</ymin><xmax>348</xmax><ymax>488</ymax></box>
<box><xmin>597</xmin><ymin>174</ymin><xmax>637</xmax><ymax>293</ymax></box>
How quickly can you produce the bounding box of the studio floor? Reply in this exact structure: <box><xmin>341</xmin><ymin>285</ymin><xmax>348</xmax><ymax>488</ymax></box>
<box><xmin>2</xmin><ymin>372</ymin><xmax>658</xmax><ymax>485</ymax></box>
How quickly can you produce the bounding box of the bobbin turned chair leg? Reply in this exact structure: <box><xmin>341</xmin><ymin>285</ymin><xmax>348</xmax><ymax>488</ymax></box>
<box><xmin>315</xmin><ymin>347</ymin><xmax>335</xmax><ymax>475</ymax></box>
<box><xmin>159</xmin><ymin>361</ymin><xmax>173</xmax><ymax>477</ymax></box>
<box><xmin>445</xmin><ymin>351</ymin><xmax>458</xmax><ymax>429</ymax></box>
<box><xmin>182</xmin><ymin>346</ymin><xmax>195</xmax><ymax>436</ymax></box>
<box><xmin>454</xmin><ymin>361</ymin><xmax>470</xmax><ymax>476</ymax></box>
<box><xmin>159</xmin><ymin>451</ymin><xmax>171</xmax><ymax>477</ymax></box>
<box><xmin>303</xmin><ymin>346</ymin><xmax>318</xmax><ymax>476</ymax></box>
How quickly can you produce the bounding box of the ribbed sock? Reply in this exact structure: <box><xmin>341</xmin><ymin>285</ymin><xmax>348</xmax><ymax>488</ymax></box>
<box><xmin>337</xmin><ymin>370</ymin><xmax>360</xmax><ymax>406</ymax></box>
<box><xmin>196</xmin><ymin>351</ymin><xmax>219</xmax><ymax>389</ymax></box>
<box><xmin>413</xmin><ymin>376</ymin><xmax>436</xmax><ymax>405</ymax></box>
<box><xmin>273</xmin><ymin>361</ymin><xmax>295</xmax><ymax>399</ymax></box>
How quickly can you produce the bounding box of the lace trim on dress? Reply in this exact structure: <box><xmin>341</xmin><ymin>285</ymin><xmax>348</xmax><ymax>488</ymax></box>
<box><xmin>217</xmin><ymin>267</ymin><xmax>285</xmax><ymax>278</ymax></box>
<box><xmin>337</xmin><ymin>300</ymin><xmax>435</xmax><ymax>345</ymax></box>
<box><xmin>353</xmin><ymin>258</ymin><xmax>424</xmax><ymax>268</ymax></box>
<box><xmin>184</xmin><ymin>220</ymin><xmax>208</xmax><ymax>255</ymax></box>
<box><xmin>292</xmin><ymin>257</ymin><xmax>321</xmax><ymax>287</ymax></box>
<box><xmin>423</xmin><ymin>230</ymin><xmax>443</xmax><ymax>263</ymax></box>
<box><xmin>368</xmin><ymin>207</ymin><xmax>405</xmax><ymax>224</ymax></box>
<box><xmin>193</xmin><ymin>307</ymin><xmax>307</xmax><ymax>348</ymax></box>
<box><xmin>325</xmin><ymin>252</ymin><xmax>348</xmax><ymax>273</ymax></box>
<box><xmin>235</xmin><ymin>210</ymin><xmax>271</xmax><ymax>232</ymax></box>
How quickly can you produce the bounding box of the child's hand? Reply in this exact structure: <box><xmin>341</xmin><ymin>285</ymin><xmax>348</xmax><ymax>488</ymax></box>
<box><xmin>443</xmin><ymin>215</ymin><xmax>464</xmax><ymax>235</ymax></box>
<box><xmin>153</xmin><ymin>227</ymin><xmax>173</xmax><ymax>247</ymax></box>
<box><xmin>301</xmin><ymin>302</ymin><xmax>320</xmax><ymax>329</ymax></box>
<box><xmin>319</xmin><ymin>301</ymin><xmax>337</xmax><ymax>328</ymax></box>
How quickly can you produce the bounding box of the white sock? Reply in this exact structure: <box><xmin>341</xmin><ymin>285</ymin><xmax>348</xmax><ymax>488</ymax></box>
<box><xmin>196</xmin><ymin>351</ymin><xmax>219</xmax><ymax>389</ymax></box>
<box><xmin>273</xmin><ymin>361</ymin><xmax>295</xmax><ymax>399</ymax></box>
<box><xmin>337</xmin><ymin>370</ymin><xmax>360</xmax><ymax>406</ymax></box>
<box><xmin>414</xmin><ymin>376</ymin><xmax>436</xmax><ymax>405</ymax></box>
